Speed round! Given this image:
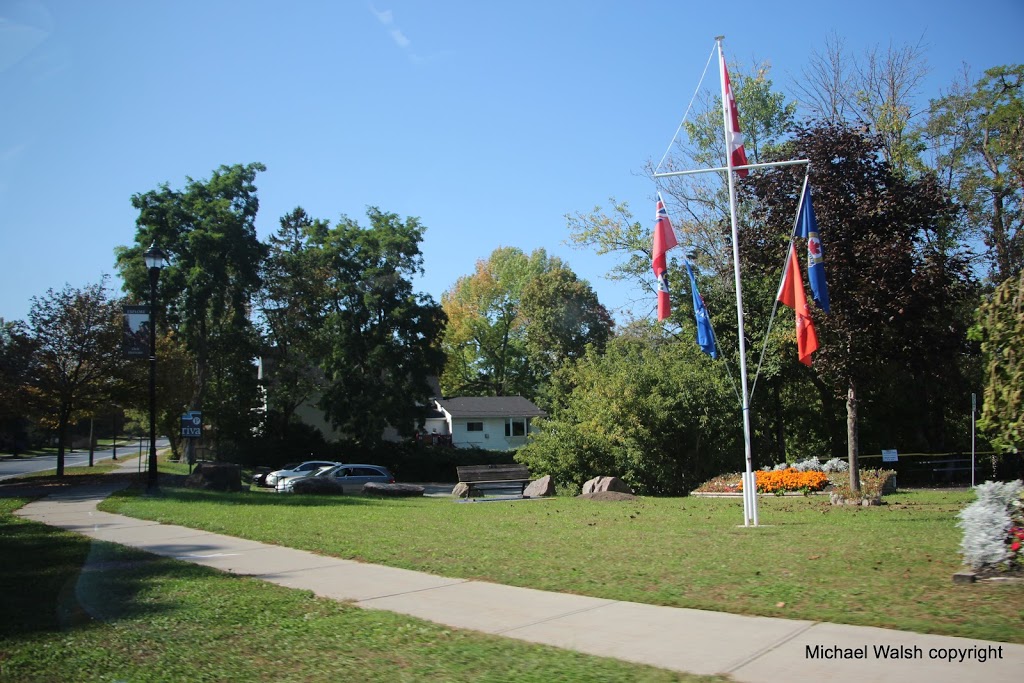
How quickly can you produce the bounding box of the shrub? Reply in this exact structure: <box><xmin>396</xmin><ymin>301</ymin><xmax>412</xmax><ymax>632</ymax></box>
<box><xmin>957</xmin><ymin>480</ymin><xmax>1024</xmax><ymax>572</ymax></box>
<box><xmin>762</xmin><ymin>457</ymin><xmax>847</xmax><ymax>474</ymax></box>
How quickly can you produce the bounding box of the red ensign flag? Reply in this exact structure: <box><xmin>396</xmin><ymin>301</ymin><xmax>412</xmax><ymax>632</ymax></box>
<box><xmin>652</xmin><ymin>193</ymin><xmax>678</xmax><ymax>321</ymax></box>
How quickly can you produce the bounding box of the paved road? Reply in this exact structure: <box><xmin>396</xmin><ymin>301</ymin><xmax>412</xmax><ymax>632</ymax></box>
<box><xmin>0</xmin><ymin>438</ymin><xmax>169</xmax><ymax>481</ymax></box>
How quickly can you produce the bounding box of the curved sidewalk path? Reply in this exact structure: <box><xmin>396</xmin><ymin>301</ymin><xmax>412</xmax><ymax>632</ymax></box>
<box><xmin>13</xmin><ymin>472</ymin><xmax>1024</xmax><ymax>682</ymax></box>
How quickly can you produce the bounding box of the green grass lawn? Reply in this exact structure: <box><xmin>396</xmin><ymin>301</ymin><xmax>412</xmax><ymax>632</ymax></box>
<box><xmin>99</xmin><ymin>485</ymin><xmax>1024</xmax><ymax>644</ymax></box>
<box><xmin>0</xmin><ymin>497</ymin><xmax>722</xmax><ymax>683</ymax></box>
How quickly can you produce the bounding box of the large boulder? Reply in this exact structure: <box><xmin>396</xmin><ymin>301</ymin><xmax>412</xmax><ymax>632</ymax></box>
<box><xmin>290</xmin><ymin>476</ymin><xmax>344</xmax><ymax>495</ymax></box>
<box><xmin>451</xmin><ymin>482</ymin><xmax>471</xmax><ymax>498</ymax></box>
<box><xmin>581</xmin><ymin>476</ymin><xmax>633</xmax><ymax>495</ymax></box>
<box><xmin>184</xmin><ymin>462</ymin><xmax>243</xmax><ymax>492</ymax></box>
<box><xmin>524</xmin><ymin>475</ymin><xmax>555</xmax><ymax>498</ymax></box>
<box><xmin>363</xmin><ymin>482</ymin><xmax>424</xmax><ymax>497</ymax></box>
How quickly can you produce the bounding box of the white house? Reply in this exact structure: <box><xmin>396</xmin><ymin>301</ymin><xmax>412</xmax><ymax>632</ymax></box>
<box><xmin>423</xmin><ymin>396</ymin><xmax>545</xmax><ymax>451</ymax></box>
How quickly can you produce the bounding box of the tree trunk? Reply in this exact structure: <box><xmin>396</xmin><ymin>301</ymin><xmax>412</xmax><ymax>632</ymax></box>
<box><xmin>88</xmin><ymin>417</ymin><xmax>95</xmax><ymax>467</ymax></box>
<box><xmin>846</xmin><ymin>378</ymin><xmax>861</xmax><ymax>492</ymax></box>
<box><xmin>56</xmin><ymin>404</ymin><xmax>70</xmax><ymax>477</ymax></box>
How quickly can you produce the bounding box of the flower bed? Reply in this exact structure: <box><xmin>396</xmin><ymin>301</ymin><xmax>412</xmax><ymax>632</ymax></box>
<box><xmin>741</xmin><ymin>468</ymin><xmax>828</xmax><ymax>494</ymax></box>
<box><xmin>692</xmin><ymin>466</ymin><xmax>897</xmax><ymax>499</ymax></box>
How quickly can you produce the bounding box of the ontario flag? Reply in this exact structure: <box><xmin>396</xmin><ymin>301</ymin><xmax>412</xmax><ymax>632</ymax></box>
<box><xmin>796</xmin><ymin>184</ymin><xmax>830</xmax><ymax>313</ymax></box>
<box><xmin>652</xmin><ymin>192</ymin><xmax>678</xmax><ymax>321</ymax></box>
<box><xmin>777</xmin><ymin>243</ymin><xmax>819</xmax><ymax>366</ymax></box>
<box><xmin>721</xmin><ymin>52</ymin><xmax>749</xmax><ymax>177</ymax></box>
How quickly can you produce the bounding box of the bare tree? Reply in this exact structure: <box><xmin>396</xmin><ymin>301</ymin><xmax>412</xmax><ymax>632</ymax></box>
<box><xmin>792</xmin><ymin>32</ymin><xmax>856</xmax><ymax>124</ymax></box>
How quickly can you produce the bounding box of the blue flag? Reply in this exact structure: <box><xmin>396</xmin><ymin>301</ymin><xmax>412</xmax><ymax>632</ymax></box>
<box><xmin>797</xmin><ymin>185</ymin><xmax>830</xmax><ymax>313</ymax></box>
<box><xmin>684</xmin><ymin>259</ymin><xmax>718</xmax><ymax>359</ymax></box>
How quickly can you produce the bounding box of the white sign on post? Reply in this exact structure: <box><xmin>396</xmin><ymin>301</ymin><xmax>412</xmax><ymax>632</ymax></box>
<box><xmin>882</xmin><ymin>449</ymin><xmax>898</xmax><ymax>463</ymax></box>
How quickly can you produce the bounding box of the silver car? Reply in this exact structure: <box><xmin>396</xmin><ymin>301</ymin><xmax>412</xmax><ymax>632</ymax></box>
<box><xmin>263</xmin><ymin>460</ymin><xmax>340</xmax><ymax>489</ymax></box>
<box><xmin>280</xmin><ymin>464</ymin><xmax>394</xmax><ymax>493</ymax></box>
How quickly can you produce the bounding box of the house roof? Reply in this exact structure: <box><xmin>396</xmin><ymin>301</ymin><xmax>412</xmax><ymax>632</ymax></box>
<box><xmin>436</xmin><ymin>396</ymin><xmax>546</xmax><ymax>419</ymax></box>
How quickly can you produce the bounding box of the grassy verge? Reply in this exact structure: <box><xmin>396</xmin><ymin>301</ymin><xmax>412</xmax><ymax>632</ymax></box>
<box><xmin>0</xmin><ymin>497</ymin><xmax>721</xmax><ymax>683</ymax></box>
<box><xmin>100</xmin><ymin>486</ymin><xmax>1024</xmax><ymax>644</ymax></box>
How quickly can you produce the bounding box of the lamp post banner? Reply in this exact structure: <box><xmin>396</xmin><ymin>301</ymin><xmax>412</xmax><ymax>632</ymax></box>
<box><xmin>122</xmin><ymin>305</ymin><xmax>150</xmax><ymax>358</ymax></box>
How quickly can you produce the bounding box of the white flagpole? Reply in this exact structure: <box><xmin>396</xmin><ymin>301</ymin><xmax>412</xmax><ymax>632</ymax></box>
<box><xmin>717</xmin><ymin>36</ymin><xmax>758</xmax><ymax>527</ymax></box>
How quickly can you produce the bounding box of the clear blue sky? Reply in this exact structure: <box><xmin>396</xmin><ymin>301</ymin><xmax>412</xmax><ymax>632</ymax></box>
<box><xmin>2</xmin><ymin>0</ymin><xmax>1022</xmax><ymax>324</ymax></box>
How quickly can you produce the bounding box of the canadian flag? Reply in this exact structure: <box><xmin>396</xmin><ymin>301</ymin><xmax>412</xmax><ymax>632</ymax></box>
<box><xmin>721</xmin><ymin>53</ymin><xmax>749</xmax><ymax>178</ymax></box>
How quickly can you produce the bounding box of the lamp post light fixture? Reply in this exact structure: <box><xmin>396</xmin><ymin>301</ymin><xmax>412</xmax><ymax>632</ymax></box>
<box><xmin>144</xmin><ymin>242</ymin><xmax>168</xmax><ymax>492</ymax></box>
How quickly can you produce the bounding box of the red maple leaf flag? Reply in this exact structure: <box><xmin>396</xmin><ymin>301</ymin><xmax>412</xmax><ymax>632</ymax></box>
<box><xmin>652</xmin><ymin>192</ymin><xmax>678</xmax><ymax>321</ymax></box>
<box><xmin>777</xmin><ymin>243</ymin><xmax>819</xmax><ymax>366</ymax></box>
<box><xmin>721</xmin><ymin>53</ymin><xmax>749</xmax><ymax>178</ymax></box>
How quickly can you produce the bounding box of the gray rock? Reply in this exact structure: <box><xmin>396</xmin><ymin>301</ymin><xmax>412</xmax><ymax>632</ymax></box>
<box><xmin>524</xmin><ymin>475</ymin><xmax>555</xmax><ymax>498</ymax></box>
<box><xmin>363</xmin><ymin>482</ymin><xmax>424</xmax><ymax>497</ymax></box>
<box><xmin>451</xmin><ymin>482</ymin><xmax>471</xmax><ymax>498</ymax></box>
<box><xmin>184</xmin><ymin>462</ymin><xmax>243</xmax><ymax>492</ymax></box>
<box><xmin>581</xmin><ymin>476</ymin><xmax>633</xmax><ymax>495</ymax></box>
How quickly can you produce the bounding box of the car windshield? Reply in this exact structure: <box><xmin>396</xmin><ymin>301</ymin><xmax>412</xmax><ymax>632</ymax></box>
<box><xmin>281</xmin><ymin>463</ymin><xmax>298</xmax><ymax>471</ymax></box>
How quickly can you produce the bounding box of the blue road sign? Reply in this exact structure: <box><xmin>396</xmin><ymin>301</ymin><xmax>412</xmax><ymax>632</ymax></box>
<box><xmin>181</xmin><ymin>411</ymin><xmax>202</xmax><ymax>438</ymax></box>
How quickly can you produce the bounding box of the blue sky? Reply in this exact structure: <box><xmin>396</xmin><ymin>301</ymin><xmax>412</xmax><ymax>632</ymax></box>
<box><xmin>2</xmin><ymin>0</ymin><xmax>1022</xmax><ymax>325</ymax></box>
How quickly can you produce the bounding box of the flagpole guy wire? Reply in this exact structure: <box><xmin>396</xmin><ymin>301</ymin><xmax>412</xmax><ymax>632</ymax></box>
<box><xmin>655</xmin><ymin>41</ymin><xmax>720</xmax><ymax>176</ymax></box>
<box><xmin>651</xmin><ymin>35</ymin><xmax>813</xmax><ymax>527</ymax></box>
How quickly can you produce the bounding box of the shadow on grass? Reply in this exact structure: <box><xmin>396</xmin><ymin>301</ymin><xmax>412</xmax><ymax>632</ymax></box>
<box><xmin>0</xmin><ymin>509</ymin><xmax>238</xmax><ymax>640</ymax></box>
<box><xmin>107</xmin><ymin>484</ymin><xmax>432</xmax><ymax>509</ymax></box>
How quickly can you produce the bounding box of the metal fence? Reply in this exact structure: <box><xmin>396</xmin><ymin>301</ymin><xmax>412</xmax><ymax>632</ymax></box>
<box><xmin>857</xmin><ymin>451</ymin><xmax>1022</xmax><ymax>487</ymax></box>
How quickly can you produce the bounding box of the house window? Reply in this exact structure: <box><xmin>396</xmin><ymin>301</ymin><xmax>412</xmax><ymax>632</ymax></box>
<box><xmin>505</xmin><ymin>417</ymin><xmax>529</xmax><ymax>437</ymax></box>
<box><xmin>466</xmin><ymin>422</ymin><xmax>484</xmax><ymax>432</ymax></box>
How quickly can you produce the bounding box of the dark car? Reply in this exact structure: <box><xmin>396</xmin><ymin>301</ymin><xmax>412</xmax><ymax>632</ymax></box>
<box><xmin>251</xmin><ymin>466</ymin><xmax>277</xmax><ymax>488</ymax></box>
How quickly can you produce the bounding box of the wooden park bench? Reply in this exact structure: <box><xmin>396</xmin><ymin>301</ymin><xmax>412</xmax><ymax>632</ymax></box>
<box><xmin>456</xmin><ymin>464</ymin><xmax>531</xmax><ymax>498</ymax></box>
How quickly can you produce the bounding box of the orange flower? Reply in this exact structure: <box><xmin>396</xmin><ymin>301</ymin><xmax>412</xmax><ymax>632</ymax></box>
<box><xmin>738</xmin><ymin>468</ymin><xmax>829</xmax><ymax>493</ymax></box>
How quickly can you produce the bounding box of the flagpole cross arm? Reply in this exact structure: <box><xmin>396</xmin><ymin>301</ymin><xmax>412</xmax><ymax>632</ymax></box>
<box><xmin>654</xmin><ymin>158</ymin><xmax>810</xmax><ymax>180</ymax></box>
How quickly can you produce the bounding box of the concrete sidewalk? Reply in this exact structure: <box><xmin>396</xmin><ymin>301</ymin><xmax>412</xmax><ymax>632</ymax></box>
<box><xmin>13</xmin><ymin>478</ymin><xmax>1024</xmax><ymax>682</ymax></box>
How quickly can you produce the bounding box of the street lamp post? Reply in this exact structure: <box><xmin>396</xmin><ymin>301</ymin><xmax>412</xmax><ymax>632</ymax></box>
<box><xmin>144</xmin><ymin>242</ymin><xmax>168</xmax><ymax>492</ymax></box>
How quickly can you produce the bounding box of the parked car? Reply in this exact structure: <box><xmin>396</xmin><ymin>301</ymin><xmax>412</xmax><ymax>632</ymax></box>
<box><xmin>251</xmin><ymin>467</ymin><xmax>274</xmax><ymax>488</ymax></box>
<box><xmin>279</xmin><ymin>464</ymin><xmax>395</xmax><ymax>493</ymax></box>
<box><xmin>273</xmin><ymin>464</ymin><xmax>336</xmax><ymax>491</ymax></box>
<box><xmin>262</xmin><ymin>460</ymin><xmax>340</xmax><ymax>489</ymax></box>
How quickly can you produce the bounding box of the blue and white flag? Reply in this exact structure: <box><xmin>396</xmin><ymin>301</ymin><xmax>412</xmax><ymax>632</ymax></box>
<box><xmin>684</xmin><ymin>258</ymin><xmax>718</xmax><ymax>359</ymax></box>
<box><xmin>796</xmin><ymin>185</ymin><xmax>830</xmax><ymax>314</ymax></box>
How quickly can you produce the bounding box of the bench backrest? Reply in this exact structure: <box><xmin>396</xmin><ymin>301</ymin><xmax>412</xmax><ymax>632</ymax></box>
<box><xmin>457</xmin><ymin>464</ymin><xmax>530</xmax><ymax>482</ymax></box>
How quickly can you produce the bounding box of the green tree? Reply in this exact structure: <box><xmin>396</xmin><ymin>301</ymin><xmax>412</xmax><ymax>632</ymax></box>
<box><xmin>0</xmin><ymin>319</ymin><xmax>37</xmax><ymax>453</ymax></box>
<box><xmin>926</xmin><ymin>65</ymin><xmax>1024</xmax><ymax>283</ymax></box>
<box><xmin>25</xmin><ymin>280</ymin><xmax>124</xmax><ymax>476</ymax></box>
<box><xmin>440</xmin><ymin>247</ymin><xmax>564</xmax><ymax>398</ymax></box>
<box><xmin>316</xmin><ymin>208</ymin><xmax>446</xmax><ymax>444</ymax></box>
<box><xmin>516</xmin><ymin>324</ymin><xmax>740</xmax><ymax>495</ymax></box>
<box><xmin>744</xmin><ymin>122</ymin><xmax>960</xmax><ymax>492</ymax></box>
<box><xmin>115</xmin><ymin>163</ymin><xmax>267</xmax><ymax>457</ymax></box>
<box><xmin>257</xmin><ymin>207</ymin><xmax>331</xmax><ymax>438</ymax></box>
<box><xmin>976</xmin><ymin>271</ymin><xmax>1024</xmax><ymax>453</ymax></box>
<box><xmin>519</xmin><ymin>267</ymin><xmax>613</xmax><ymax>401</ymax></box>
<box><xmin>651</xmin><ymin>60</ymin><xmax>797</xmax><ymax>275</ymax></box>
<box><xmin>120</xmin><ymin>328</ymin><xmax>196</xmax><ymax>460</ymax></box>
